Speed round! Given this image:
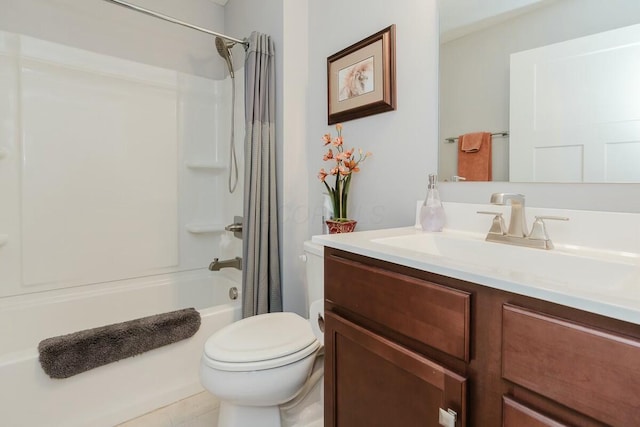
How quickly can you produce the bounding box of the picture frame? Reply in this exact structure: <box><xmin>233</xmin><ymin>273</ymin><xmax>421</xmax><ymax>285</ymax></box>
<box><xmin>327</xmin><ymin>25</ymin><xmax>396</xmax><ymax>125</ymax></box>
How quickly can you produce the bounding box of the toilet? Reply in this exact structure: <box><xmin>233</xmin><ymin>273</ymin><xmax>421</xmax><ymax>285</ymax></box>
<box><xmin>200</xmin><ymin>241</ymin><xmax>325</xmax><ymax>427</ymax></box>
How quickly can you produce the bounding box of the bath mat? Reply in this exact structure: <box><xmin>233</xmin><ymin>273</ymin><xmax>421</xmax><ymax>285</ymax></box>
<box><xmin>38</xmin><ymin>307</ymin><xmax>201</xmax><ymax>379</ymax></box>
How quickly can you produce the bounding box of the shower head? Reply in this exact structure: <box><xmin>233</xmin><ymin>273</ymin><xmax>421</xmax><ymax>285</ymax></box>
<box><xmin>215</xmin><ymin>37</ymin><xmax>235</xmax><ymax>79</ymax></box>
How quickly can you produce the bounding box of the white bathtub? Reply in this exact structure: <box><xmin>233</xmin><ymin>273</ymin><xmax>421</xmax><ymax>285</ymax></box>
<box><xmin>0</xmin><ymin>269</ymin><xmax>242</xmax><ymax>427</ymax></box>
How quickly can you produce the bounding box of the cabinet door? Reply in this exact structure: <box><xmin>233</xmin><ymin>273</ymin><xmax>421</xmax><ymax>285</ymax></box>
<box><xmin>325</xmin><ymin>311</ymin><xmax>467</xmax><ymax>427</ymax></box>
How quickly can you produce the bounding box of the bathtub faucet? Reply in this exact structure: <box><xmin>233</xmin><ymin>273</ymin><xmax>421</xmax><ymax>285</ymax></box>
<box><xmin>209</xmin><ymin>257</ymin><xmax>242</xmax><ymax>271</ymax></box>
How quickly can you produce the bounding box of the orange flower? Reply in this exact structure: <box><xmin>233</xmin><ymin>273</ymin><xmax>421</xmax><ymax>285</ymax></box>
<box><xmin>335</xmin><ymin>149</ymin><xmax>353</xmax><ymax>162</ymax></box>
<box><xmin>345</xmin><ymin>159</ymin><xmax>360</xmax><ymax>172</ymax></box>
<box><xmin>317</xmin><ymin>168</ymin><xmax>328</xmax><ymax>181</ymax></box>
<box><xmin>317</xmin><ymin>124</ymin><xmax>370</xmax><ymax>221</ymax></box>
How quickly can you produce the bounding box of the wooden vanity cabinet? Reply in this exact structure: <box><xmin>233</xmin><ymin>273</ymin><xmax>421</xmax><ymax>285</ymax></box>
<box><xmin>323</xmin><ymin>247</ymin><xmax>640</xmax><ymax>427</ymax></box>
<box><xmin>324</xmin><ymin>248</ymin><xmax>470</xmax><ymax>427</ymax></box>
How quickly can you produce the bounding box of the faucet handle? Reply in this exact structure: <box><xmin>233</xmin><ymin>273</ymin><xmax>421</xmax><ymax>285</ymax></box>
<box><xmin>477</xmin><ymin>211</ymin><xmax>506</xmax><ymax>235</ymax></box>
<box><xmin>528</xmin><ymin>216</ymin><xmax>569</xmax><ymax>241</ymax></box>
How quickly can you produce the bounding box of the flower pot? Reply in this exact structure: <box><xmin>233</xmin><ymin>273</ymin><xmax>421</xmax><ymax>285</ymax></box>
<box><xmin>326</xmin><ymin>219</ymin><xmax>357</xmax><ymax>234</ymax></box>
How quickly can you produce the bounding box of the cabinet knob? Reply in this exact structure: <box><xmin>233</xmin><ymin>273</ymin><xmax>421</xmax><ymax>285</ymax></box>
<box><xmin>439</xmin><ymin>408</ymin><xmax>457</xmax><ymax>427</ymax></box>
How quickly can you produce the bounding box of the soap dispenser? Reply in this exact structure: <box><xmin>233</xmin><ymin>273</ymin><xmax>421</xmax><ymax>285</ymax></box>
<box><xmin>420</xmin><ymin>173</ymin><xmax>445</xmax><ymax>232</ymax></box>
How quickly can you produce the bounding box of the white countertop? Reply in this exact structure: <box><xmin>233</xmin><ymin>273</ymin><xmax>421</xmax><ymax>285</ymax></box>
<box><xmin>313</xmin><ymin>226</ymin><xmax>640</xmax><ymax>325</ymax></box>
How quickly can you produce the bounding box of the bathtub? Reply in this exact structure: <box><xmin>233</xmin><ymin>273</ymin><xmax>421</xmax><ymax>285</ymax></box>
<box><xmin>0</xmin><ymin>269</ymin><xmax>242</xmax><ymax>427</ymax></box>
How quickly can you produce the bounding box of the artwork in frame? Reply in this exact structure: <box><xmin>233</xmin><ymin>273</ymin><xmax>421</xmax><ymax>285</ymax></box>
<box><xmin>327</xmin><ymin>25</ymin><xmax>396</xmax><ymax>125</ymax></box>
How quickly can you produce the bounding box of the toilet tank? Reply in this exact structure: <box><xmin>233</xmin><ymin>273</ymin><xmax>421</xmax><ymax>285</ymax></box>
<box><xmin>303</xmin><ymin>241</ymin><xmax>324</xmax><ymax>309</ymax></box>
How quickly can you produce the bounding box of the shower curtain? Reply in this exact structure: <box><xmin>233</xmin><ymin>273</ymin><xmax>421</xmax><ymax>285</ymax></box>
<box><xmin>242</xmin><ymin>32</ymin><xmax>282</xmax><ymax>317</ymax></box>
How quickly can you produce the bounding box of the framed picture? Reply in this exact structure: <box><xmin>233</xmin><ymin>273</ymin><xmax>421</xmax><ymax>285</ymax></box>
<box><xmin>327</xmin><ymin>25</ymin><xmax>396</xmax><ymax>125</ymax></box>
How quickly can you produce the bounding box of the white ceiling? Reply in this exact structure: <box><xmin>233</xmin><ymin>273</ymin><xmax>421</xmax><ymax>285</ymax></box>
<box><xmin>208</xmin><ymin>0</ymin><xmax>228</xmax><ymax>6</ymax></box>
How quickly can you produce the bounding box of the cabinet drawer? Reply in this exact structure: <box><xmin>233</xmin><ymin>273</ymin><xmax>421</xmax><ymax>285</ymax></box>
<box><xmin>502</xmin><ymin>397</ymin><xmax>566</xmax><ymax>427</ymax></box>
<box><xmin>502</xmin><ymin>305</ymin><xmax>640</xmax><ymax>426</ymax></box>
<box><xmin>325</xmin><ymin>251</ymin><xmax>471</xmax><ymax>361</ymax></box>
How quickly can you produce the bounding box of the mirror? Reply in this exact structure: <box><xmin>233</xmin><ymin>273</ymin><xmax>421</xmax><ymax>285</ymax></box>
<box><xmin>438</xmin><ymin>0</ymin><xmax>640</xmax><ymax>183</ymax></box>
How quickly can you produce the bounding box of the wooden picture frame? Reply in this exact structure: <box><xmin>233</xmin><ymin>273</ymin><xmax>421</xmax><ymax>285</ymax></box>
<box><xmin>327</xmin><ymin>25</ymin><xmax>396</xmax><ymax>125</ymax></box>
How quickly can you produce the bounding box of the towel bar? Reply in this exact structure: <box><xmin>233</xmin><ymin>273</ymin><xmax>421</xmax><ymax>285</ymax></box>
<box><xmin>444</xmin><ymin>131</ymin><xmax>509</xmax><ymax>143</ymax></box>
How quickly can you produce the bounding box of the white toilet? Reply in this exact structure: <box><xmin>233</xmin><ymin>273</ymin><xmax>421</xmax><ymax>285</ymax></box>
<box><xmin>200</xmin><ymin>241</ymin><xmax>324</xmax><ymax>427</ymax></box>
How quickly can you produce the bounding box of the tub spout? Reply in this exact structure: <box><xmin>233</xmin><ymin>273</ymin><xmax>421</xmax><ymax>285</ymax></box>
<box><xmin>209</xmin><ymin>256</ymin><xmax>242</xmax><ymax>271</ymax></box>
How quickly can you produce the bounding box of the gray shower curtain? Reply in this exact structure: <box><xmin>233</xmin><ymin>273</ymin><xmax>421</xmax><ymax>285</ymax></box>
<box><xmin>242</xmin><ymin>32</ymin><xmax>282</xmax><ymax>317</ymax></box>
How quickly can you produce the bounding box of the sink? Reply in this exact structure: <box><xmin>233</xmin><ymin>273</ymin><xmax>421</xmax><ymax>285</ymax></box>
<box><xmin>372</xmin><ymin>231</ymin><xmax>639</xmax><ymax>294</ymax></box>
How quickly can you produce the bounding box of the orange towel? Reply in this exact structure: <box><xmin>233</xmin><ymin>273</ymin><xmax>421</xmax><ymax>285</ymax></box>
<box><xmin>460</xmin><ymin>132</ymin><xmax>484</xmax><ymax>152</ymax></box>
<box><xmin>458</xmin><ymin>132</ymin><xmax>492</xmax><ymax>181</ymax></box>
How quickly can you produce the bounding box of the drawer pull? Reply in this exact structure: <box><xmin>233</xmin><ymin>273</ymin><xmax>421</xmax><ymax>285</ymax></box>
<box><xmin>439</xmin><ymin>408</ymin><xmax>457</xmax><ymax>427</ymax></box>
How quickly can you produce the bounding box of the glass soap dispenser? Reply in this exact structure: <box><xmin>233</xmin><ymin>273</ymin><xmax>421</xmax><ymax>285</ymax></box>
<box><xmin>420</xmin><ymin>173</ymin><xmax>445</xmax><ymax>232</ymax></box>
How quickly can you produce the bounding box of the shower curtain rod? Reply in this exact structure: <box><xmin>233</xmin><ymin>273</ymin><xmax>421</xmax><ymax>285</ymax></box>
<box><xmin>102</xmin><ymin>0</ymin><xmax>249</xmax><ymax>49</ymax></box>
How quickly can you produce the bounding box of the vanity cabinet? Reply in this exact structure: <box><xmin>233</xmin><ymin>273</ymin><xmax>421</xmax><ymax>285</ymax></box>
<box><xmin>323</xmin><ymin>247</ymin><xmax>640</xmax><ymax>427</ymax></box>
<box><xmin>324</xmin><ymin>248</ymin><xmax>469</xmax><ymax>427</ymax></box>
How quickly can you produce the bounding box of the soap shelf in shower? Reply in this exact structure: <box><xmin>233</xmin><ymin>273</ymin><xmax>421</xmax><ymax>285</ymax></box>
<box><xmin>0</xmin><ymin>234</ymin><xmax>8</xmax><ymax>247</ymax></box>
<box><xmin>186</xmin><ymin>223</ymin><xmax>225</xmax><ymax>234</ymax></box>
<box><xmin>185</xmin><ymin>161</ymin><xmax>226</xmax><ymax>170</ymax></box>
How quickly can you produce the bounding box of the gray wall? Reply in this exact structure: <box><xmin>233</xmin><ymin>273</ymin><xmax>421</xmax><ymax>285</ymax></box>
<box><xmin>306</xmin><ymin>0</ymin><xmax>440</xmax><ymax>235</ymax></box>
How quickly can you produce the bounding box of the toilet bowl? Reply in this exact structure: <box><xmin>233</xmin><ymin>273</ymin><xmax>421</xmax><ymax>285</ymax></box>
<box><xmin>199</xmin><ymin>241</ymin><xmax>324</xmax><ymax>427</ymax></box>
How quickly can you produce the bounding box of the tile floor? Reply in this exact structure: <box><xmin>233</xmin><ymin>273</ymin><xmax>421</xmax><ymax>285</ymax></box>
<box><xmin>119</xmin><ymin>356</ymin><xmax>324</xmax><ymax>427</ymax></box>
<box><xmin>118</xmin><ymin>382</ymin><xmax>323</xmax><ymax>427</ymax></box>
<box><xmin>117</xmin><ymin>392</ymin><xmax>219</xmax><ymax>427</ymax></box>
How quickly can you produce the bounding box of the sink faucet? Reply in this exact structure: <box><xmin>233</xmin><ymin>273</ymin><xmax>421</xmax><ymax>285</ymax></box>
<box><xmin>209</xmin><ymin>257</ymin><xmax>242</xmax><ymax>271</ymax></box>
<box><xmin>489</xmin><ymin>193</ymin><xmax>527</xmax><ymax>237</ymax></box>
<box><xmin>478</xmin><ymin>193</ymin><xmax>568</xmax><ymax>250</ymax></box>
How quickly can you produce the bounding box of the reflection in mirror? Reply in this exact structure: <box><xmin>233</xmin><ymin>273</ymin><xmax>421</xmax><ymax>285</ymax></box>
<box><xmin>438</xmin><ymin>0</ymin><xmax>640</xmax><ymax>183</ymax></box>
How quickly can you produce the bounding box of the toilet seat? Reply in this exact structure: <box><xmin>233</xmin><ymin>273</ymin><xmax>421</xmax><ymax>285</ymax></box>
<box><xmin>203</xmin><ymin>312</ymin><xmax>320</xmax><ymax>372</ymax></box>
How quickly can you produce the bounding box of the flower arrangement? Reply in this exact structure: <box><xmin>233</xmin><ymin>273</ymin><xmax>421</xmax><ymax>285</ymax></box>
<box><xmin>317</xmin><ymin>123</ymin><xmax>371</xmax><ymax>222</ymax></box>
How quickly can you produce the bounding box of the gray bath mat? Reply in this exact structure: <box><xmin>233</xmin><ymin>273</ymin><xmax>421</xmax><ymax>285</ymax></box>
<box><xmin>38</xmin><ymin>307</ymin><xmax>201</xmax><ymax>379</ymax></box>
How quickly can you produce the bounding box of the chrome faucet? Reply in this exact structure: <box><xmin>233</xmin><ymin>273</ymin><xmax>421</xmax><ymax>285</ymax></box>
<box><xmin>209</xmin><ymin>256</ymin><xmax>242</xmax><ymax>271</ymax></box>
<box><xmin>478</xmin><ymin>193</ymin><xmax>568</xmax><ymax>250</ymax></box>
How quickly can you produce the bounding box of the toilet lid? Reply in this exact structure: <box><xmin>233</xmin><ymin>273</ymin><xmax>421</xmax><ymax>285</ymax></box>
<box><xmin>204</xmin><ymin>312</ymin><xmax>317</xmax><ymax>363</ymax></box>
